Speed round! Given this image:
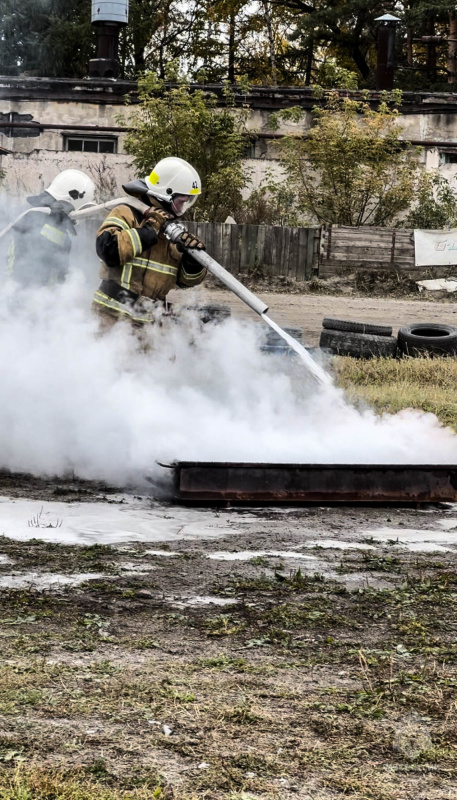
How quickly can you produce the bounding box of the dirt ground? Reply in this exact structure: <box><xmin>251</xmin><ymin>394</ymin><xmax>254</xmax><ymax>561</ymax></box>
<box><xmin>185</xmin><ymin>285</ymin><xmax>457</xmax><ymax>347</ymax></box>
<box><xmin>2</xmin><ymin>285</ymin><xmax>457</xmax><ymax>799</ymax></box>
<box><xmin>0</xmin><ymin>469</ymin><xmax>457</xmax><ymax>800</ymax></box>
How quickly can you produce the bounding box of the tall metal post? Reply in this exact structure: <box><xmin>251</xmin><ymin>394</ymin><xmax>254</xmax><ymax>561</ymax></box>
<box><xmin>375</xmin><ymin>14</ymin><xmax>401</xmax><ymax>91</ymax></box>
<box><xmin>89</xmin><ymin>1</ymin><xmax>129</xmax><ymax>79</ymax></box>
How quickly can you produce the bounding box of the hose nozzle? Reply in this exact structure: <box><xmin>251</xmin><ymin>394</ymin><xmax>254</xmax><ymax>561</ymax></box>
<box><xmin>162</xmin><ymin>219</ymin><xmax>187</xmax><ymax>243</ymax></box>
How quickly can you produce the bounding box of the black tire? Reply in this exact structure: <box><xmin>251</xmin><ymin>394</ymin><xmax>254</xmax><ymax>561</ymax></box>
<box><xmin>397</xmin><ymin>323</ymin><xmax>457</xmax><ymax>357</ymax></box>
<box><xmin>260</xmin><ymin>345</ymin><xmax>294</xmax><ymax>356</ymax></box>
<box><xmin>322</xmin><ymin>317</ymin><xmax>393</xmax><ymax>337</ymax></box>
<box><xmin>265</xmin><ymin>326</ymin><xmax>303</xmax><ymax>346</ymax></box>
<box><xmin>319</xmin><ymin>329</ymin><xmax>397</xmax><ymax>359</ymax></box>
<box><xmin>198</xmin><ymin>304</ymin><xmax>232</xmax><ymax>324</ymax></box>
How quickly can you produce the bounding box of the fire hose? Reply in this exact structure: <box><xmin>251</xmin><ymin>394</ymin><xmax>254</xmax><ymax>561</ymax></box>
<box><xmin>162</xmin><ymin>217</ymin><xmax>331</xmax><ymax>387</ymax></box>
<box><xmin>0</xmin><ymin>197</ymin><xmax>331</xmax><ymax>386</ymax></box>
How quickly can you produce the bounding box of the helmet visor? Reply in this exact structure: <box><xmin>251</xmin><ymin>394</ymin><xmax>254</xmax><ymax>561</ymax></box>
<box><xmin>171</xmin><ymin>193</ymin><xmax>198</xmax><ymax>216</ymax></box>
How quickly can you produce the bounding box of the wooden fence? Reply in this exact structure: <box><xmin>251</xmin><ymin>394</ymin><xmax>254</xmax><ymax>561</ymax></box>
<box><xmin>80</xmin><ymin>217</ymin><xmax>320</xmax><ymax>281</ymax></box>
<box><xmin>319</xmin><ymin>225</ymin><xmax>415</xmax><ymax>277</ymax></box>
<box><xmin>187</xmin><ymin>222</ymin><xmax>320</xmax><ymax>280</ymax></box>
<box><xmin>81</xmin><ymin>216</ymin><xmax>433</xmax><ymax>281</ymax></box>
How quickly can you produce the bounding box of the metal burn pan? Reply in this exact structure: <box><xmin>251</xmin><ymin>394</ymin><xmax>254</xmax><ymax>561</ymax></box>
<box><xmin>170</xmin><ymin>462</ymin><xmax>457</xmax><ymax>505</ymax></box>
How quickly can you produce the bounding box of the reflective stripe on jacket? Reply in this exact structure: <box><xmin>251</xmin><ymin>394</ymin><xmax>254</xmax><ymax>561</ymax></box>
<box><xmin>95</xmin><ymin>201</ymin><xmax>206</xmax><ymax>304</ymax></box>
<box><xmin>92</xmin><ymin>290</ymin><xmax>161</xmax><ymax>325</ymax></box>
<box><xmin>9</xmin><ymin>211</ymin><xmax>73</xmax><ymax>287</ymax></box>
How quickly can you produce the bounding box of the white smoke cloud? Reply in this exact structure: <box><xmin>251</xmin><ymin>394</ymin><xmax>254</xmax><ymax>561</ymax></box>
<box><xmin>0</xmin><ymin>264</ymin><xmax>456</xmax><ymax>493</ymax></box>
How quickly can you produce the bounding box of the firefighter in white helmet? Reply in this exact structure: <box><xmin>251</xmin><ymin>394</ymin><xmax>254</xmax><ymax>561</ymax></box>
<box><xmin>92</xmin><ymin>156</ymin><xmax>206</xmax><ymax>327</ymax></box>
<box><xmin>8</xmin><ymin>169</ymin><xmax>96</xmax><ymax>286</ymax></box>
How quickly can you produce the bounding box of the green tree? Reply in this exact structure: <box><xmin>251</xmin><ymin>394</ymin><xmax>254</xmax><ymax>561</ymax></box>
<box><xmin>281</xmin><ymin>0</ymin><xmax>457</xmax><ymax>90</ymax></box>
<box><xmin>196</xmin><ymin>0</ymin><xmax>266</xmax><ymax>84</ymax></box>
<box><xmin>283</xmin><ymin>0</ymin><xmax>388</xmax><ymax>85</ymax></box>
<box><xmin>271</xmin><ymin>91</ymin><xmax>419</xmax><ymax>226</ymax></box>
<box><xmin>0</xmin><ymin>0</ymin><xmax>202</xmax><ymax>80</ymax></box>
<box><xmin>0</xmin><ymin>0</ymin><xmax>93</xmax><ymax>78</ymax></box>
<box><xmin>313</xmin><ymin>58</ymin><xmax>359</xmax><ymax>89</ymax></box>
<box><xmin>400</xmin><ymin>0</ymin><xmax>457</xmax><ymax>89</ymax></box>
<box><xmin>121</xmin><ymin>0</ymin><xmax>203</xmax><ymax>78</ymax></box>
<box><xmin>123</xmin><ymin>75</ymin><xmax>250</xmax><ymax>221</ymax></box>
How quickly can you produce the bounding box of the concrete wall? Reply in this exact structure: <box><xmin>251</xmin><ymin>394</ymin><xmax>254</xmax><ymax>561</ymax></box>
<box><xmin>0</xmin><ymin>89</ymin><xmax>290</xmax><ymax>200</ymax></box>
<box><xmin>3</xmin><ymin>150</ymin><xmax>132</xmax><ymax>199</ymax></box>
<box><xmin>0</xmin><ymin>99</ymin><xmax>128</xmax><ymax>154</ymax></box>
<box><xmin>2</xmin><ymin>79</ymin><xmax>457</xmax><ymax>202</ymax></box>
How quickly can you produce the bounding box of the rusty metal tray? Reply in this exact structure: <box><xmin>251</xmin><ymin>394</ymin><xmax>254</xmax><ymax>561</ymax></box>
<box><xmin>170</xmin><ymin>462</ymin><xmax>457</xmax><ymax>504</ymax></box>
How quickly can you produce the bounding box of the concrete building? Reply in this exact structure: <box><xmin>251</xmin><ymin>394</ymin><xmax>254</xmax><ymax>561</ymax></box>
<box><xmin>2</xmin><ymin>76</ymin><xmax>457</xmax><ymax>200</ymax></box>
<box><xmin>0</xmin><ymin>77</ymin><xmax>133</xmax><ymax>197</ymax></box>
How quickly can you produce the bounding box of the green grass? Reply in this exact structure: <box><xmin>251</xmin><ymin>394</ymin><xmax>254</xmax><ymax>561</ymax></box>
<box><xmin>0</xmin><ymin>766</ymin><xmax>167</xmax><ymax>799</ymax></box>
<box><xmin>335</xmin><ymin>355</ymin><xmax>457</xmax><ymax>428</ymax></box>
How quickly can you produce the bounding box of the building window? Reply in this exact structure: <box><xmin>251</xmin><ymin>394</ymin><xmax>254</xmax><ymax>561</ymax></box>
<box><xmin>244</xmin><ymin>137</ymin><xmax>270</xmax><ymax>159</ymax></box>
<box><xmin>439</xmin><ymin>150</ymin><xmax>457</xmax><ymax>165</ymax></box>
<box><xmin>0</xmin><ymin>111</ymin><xmax>40</xmax><ymax>138</ymax></box>
<box><xmin>64</xmin><ymin>136</ymin><xmax>117</xmax><ymax>154</ymax></box>
<box><xmin>244</xmin><ymin>138</ymin><xmax>258</xmax><ymax>159</ymax></box>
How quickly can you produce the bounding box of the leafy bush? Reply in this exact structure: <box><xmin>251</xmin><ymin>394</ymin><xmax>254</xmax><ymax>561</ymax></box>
<box><xmin>271</xmin><ymin>91</ymin><xmax>420</xmax><ymax>227</ymax></box>
<box><xmin>124</xmin><ymin>76</ymin><xmax>249</xmax><ymax>222</ymax></box>
<box><xmin>404</xmin><ymin>172</ymin><xmax>457</xmax><ymax>229</ymax></box>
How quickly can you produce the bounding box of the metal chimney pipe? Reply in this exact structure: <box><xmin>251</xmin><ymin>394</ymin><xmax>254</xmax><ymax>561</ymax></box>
<box><xmin>375</xmin><ymin>13</ymin><xmax>401</xmax><ymax>91</ymax></box>
<box><xmin>89</xmin><ymin>1</ymin><xmax>129</xmax><ymax>79</ymax></box>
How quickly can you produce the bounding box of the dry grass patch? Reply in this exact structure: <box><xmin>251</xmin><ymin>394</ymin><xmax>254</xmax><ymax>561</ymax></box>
<box><xmin>0</xmin><ymin>766</ymin><xmax>163</xmax><ymax>800</ymax></box>
<box><xmin>335</xmin><ymin>355</ymin><xmax>457</xmax><ymax>427</ymax></box>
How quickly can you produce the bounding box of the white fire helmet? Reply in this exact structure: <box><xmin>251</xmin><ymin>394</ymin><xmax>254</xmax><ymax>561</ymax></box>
<box><xmin>46</xmin><ymin>170</ymin><xmax>96</xmax><ymax>211</ymax></box>
<box><xmin>144</xmin><ymin>157</ymin><xmax>201</xmax><ymax>216</ymax></box>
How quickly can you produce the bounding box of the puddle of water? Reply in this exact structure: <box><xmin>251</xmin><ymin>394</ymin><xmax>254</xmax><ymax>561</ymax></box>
<box><xmin>401</xmin><ymin>542</ymin><xmax>453</xmax><ymax>553</ymax></box>
<box><xmin>169</xmin><ymin>595</ymin><xmax>239</xmax><ymax>607</ymax></box>
<box><xmin>0</xmin><ymin>554</ymin><xmax>13</xmax><ymax>564</ymax></box>
<box><xmin>437</xmin><ymin>519</ymin><xmax>457</xmax><ymax>531</ymax></box>
<box><xmin>0</xmin><ymin>497</ymin><xmax>246</xmax><ymax>546</ymax></box>
<box><xmin>364</xmin><ymin>528</ymin><xmax>457</xmax><ymax>553</ymax></box>
<box><xmin>206</xmin><ymin>550</ymin><xmax>318</xmax><ymax>561</ymax></box>
<box><xmin>301</xmin><ymin>539</ymin><xmax>375</xmax><ymax>551</ymax></box>
<box><xmin>118</xmin><ymin>561</ymin><xmax>156</xmax><ymax>573</ymax></box>
<box><xmin>0</xmin><ymin>572</ymin><xmax>107</xmax><ymax>590</ymax></box>
<box><xmin>143</xmin><ymin>550</ymin><xmax>180</xmax><ymax>557</ymax></box>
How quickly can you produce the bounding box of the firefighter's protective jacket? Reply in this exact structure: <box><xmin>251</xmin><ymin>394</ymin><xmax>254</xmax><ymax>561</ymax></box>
<box><xmin>92</xmin><ymin>198</ymin><xmax>206</xmax><ymax>324</ymax></box>
<box><xmin>9</xmin><ymin>192</ymin><xmax>75</xmax><ymax>286</ymax></box>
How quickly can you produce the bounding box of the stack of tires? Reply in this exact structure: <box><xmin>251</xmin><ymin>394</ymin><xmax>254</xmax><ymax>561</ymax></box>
<box><xmin>319</xmin><ymin>318</ymin><xmax>397</xmax><ymax>359</ymax></box>
<box><xmin>319</xmin><ymin>317</ymin><xmax>457</xmax><ymax>359</ymax></box>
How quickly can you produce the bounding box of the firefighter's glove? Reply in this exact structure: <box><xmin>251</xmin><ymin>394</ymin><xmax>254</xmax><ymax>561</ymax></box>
<box><xmin>137</xmin><ymin>226</ymin><xmax>158</xmax><ymax>251</ymax></box>
<box><xmin>177</xmin><ymin>231</ymin><xmax>206</xmax><ymax>251</ymax></box>
<box><xmin>143</xmin><ymin>207</ymin><xmax>174</xmax><ymax>234</ymax></box>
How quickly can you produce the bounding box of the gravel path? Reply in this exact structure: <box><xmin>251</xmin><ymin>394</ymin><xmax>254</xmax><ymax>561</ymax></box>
<box><xmin>174</xmin><ymin>286</ymin><xmax>457</xmax><ymax>346</ymax></box>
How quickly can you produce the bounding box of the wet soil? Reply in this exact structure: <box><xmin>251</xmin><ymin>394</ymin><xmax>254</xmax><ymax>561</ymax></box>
<box><xmin>0</xmin><ymin>469</ymin><xmax>118</xmax><ymax>502</ymax></box>
<box><xmin>0</xmin><ymin>485</ymin><xmax>457</xmax><ymax>799</ymax></box>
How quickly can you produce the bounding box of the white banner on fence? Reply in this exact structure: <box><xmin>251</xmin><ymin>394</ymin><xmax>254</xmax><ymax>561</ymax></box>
<box><xmin>414</xmin><ymin>228</ymin><xmax>457</xmax><ymax>266</ymax></box>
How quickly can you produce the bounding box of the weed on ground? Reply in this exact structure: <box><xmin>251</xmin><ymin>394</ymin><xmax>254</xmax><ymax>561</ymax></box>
<box><xmin>0</xmin><ymin>524</ymin><xmax>456</xmax><ymax>799</ymax></box>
